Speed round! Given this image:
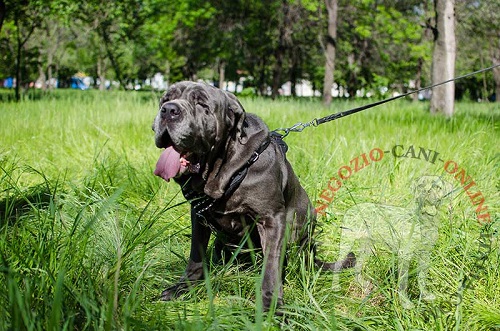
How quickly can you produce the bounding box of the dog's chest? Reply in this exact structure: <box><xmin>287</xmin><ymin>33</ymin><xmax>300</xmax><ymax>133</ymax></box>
<box><xmin>180</xmin><ymin>176</ymin><xmax>258</xmax><ymax>237</ymax></box>
<box><xmin>204</xmin><ymin>209</ymin><xmax>256</xmax><ymax>238</ymax></box>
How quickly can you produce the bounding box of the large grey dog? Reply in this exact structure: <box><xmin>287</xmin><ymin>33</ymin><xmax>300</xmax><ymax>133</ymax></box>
<box><xmin>152</xmin><ymin>81</ymin><xmax>353</xmax><ymax>311</ymax></box>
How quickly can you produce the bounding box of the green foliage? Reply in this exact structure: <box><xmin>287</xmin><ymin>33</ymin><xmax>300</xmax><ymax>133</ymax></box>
<box><xmin>335</xmin><ymin>0</ymin><xmax>432</xmax><ymax>96</ymax></box>
<box><xmin>455</xmin><ymin>1</ymin><xmax>500</xmax><ymax>101</ymax></box>
<box><xmin>0</xmin><ymin>91</ymin><xmax>499</xmax><ymax>329</ymax></box>
<box><xmin>0</xmin><ymin>0</ymin><xmax>497</xmax><ymax>99</ymax></box>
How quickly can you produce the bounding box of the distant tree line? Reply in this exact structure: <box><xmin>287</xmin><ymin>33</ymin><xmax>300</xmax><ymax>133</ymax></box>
<box><xmin>0</xmin><ymin>0</ymin><xmax>498</xmax><ymax>105</ymax></box>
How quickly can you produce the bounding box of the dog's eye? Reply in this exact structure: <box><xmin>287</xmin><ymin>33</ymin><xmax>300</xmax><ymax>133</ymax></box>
<box><xmin>197</xmin><ymin>103</ymin><xmax>210</xmax><ymax>114</ymax></box>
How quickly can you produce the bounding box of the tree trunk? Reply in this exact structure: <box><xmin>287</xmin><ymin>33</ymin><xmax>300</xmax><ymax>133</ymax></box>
<box><xmin>271</xmin><ymin>46</ymin><xmax>284</xmax><ymax>99</ymax></box>
<box><xmin>46</xmin><ymin>23</ymin><xmax>58</xmax><ymax>90</ymax></box>
<box><xmin>15</xmin><ymin>18</ymin><xmax>22</xmax><ymax>102</ymax></box>
<box><xmin>48</xmin><ymin>64</ymin><xmax>53</xmax><ymax>89</ymax></box>
<box><xmin>430</xmin><ymin>0</ymin><xmax>456</xmax><ymax>116</ymax></box>
<box><xmin>322</xmin><ymin>0</ymin><xmax>338</xmax><ymax>106</ymax></box>
<box><xmin>258</xmin><ymin>58</ymin><xmax>268</xmax><ymax>96</ymax></box>
<box><xmin>0</xmin><ymin>0</ymin><xmax>6</xmax><ymax>35</ymax></box>
<box><xmin>100</xmin><ymin>25</ymin><xmax>126</xmax><ymax>89</ymax></box>
<box><xmin>164</xmin><ymin>60</ymin><xmax>171</xmax><ymax>87</ymax></box>
<box><xmin>218</xmin><ymin>59</ymin><xmax>225</xmax><ymax>90</ymax></box>
<box><xmin>413</xmin><ymin>57</ymin><xmax>423</xmax><ymax>102</ymax></box>
<box><xmin>290</xmin><ymin>50</ymin><xmax>298</xmax><ymax>97</ymax></box>
<box><xmin>13</xmin><ymin>10</ymin><xmax>38</xmax><ymax>100</ymax></box>
<box><xmin>38</xmin><ymin>61</ymin><xmax>46</xmax><ymax>91</ymax></box>
<box><xmin>271</xmin><ymin>0</ymin><xmax>289</xmax><ymax>99</ymax></box>
<box><xmin>491</xmin><ymin>33</ymin><xmax>500</xmax><ymax>102</ymax></box>
<box><xmin>97</xmin><ymin>56</ymin><xmax>106</xmax><ymax>91</ymax></box>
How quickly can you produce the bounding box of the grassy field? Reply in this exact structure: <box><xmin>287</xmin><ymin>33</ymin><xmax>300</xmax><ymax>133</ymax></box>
<box><xmin>0</xmin><ymin>89</ymin><xmax>499</xmax><ymax>330</ymax></box>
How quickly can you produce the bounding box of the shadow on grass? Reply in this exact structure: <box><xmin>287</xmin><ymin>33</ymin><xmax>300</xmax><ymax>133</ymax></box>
<box><xmin>0</xmin><ymin>184</ymin><xmax>52</xmax><ymax>226</ymax></box>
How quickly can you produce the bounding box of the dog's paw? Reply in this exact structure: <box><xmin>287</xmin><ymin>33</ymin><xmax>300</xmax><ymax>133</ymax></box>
<box><xmin>268</xmin><ymin>308</ymin><xmax>284</xmax><ymax>317</ymax></box>
<box><xmin>159</xmin><ymin>284</ymin><xmax>188</xmax><ymax>301</ymax></box>
<box><xmin>420</xmin><ymin>291</ymin><xmax>436</xmax><ymax>302</ymax></box>
<box><xmin>398</xmin><ymin>291</ymin><xmax>415</xmax><ymax>309</ymax></box>
<box><xmin>262</xmin><ymin>294</ymin><xmax>284</xmax><ymax>316</ymax></box>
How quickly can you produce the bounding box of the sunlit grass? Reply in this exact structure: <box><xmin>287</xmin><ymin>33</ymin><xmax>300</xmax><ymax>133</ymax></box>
<box><xmin>0</xmin><ymin>89</ymin><xmax>498</xmax><ymax>330</ymax></box>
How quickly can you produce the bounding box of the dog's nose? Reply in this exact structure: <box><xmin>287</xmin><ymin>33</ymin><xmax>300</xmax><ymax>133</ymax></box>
<box><xmin>161</xmin><ymin>103</ymin><xmax>181</xmax><ymax>121</ymax></box>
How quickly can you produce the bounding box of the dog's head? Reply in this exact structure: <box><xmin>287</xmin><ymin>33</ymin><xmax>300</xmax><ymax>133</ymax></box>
<box><xmin>152</xmin><ymin>81</ymin><xmax>246</xmax><ymax>185</ymax></box>
<box><xmin>412</xmin><ymin>175</ymin><xmax>453</xmax><ymax>215</ymax></box>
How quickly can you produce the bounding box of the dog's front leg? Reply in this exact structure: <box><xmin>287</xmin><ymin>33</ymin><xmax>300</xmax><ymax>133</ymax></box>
<box><xmin>160</xmin><ymin>208</ymin><xmax>211</xmax><ymax>300</ymax></box>
<box><xmin>258</xmin><ymin>213</ymin><xmax>286</xmax><ymax>312</ymax></box>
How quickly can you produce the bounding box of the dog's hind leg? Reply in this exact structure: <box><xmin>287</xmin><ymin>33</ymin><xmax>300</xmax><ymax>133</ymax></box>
<box><xmin>352</xmin><ymin>238</ymin><xmax>374</xmax><ymax>297</ymax></box>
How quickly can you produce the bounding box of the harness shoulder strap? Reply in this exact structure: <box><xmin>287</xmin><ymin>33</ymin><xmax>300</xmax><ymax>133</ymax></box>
<box><xmin>223</xmin><ymin>134</ymin><xmax>272</xmax><ymax>198</ymax></box>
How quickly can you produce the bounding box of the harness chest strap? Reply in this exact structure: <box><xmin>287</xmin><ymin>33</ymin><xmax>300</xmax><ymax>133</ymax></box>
<box><xmin>183</xmin><ymin>132</ymin><xmax>287</xmax><ymax>224</ymax></box>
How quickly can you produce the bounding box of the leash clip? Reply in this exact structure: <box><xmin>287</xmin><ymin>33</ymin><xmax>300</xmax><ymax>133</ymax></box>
<box><xmin>275</xmin><ymin>118</ymin><xmax>320</xmax><ymax>139</ymax></box>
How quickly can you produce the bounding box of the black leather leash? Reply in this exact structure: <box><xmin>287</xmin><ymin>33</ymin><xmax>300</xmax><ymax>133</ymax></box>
<box><xmin>274</xmin><ymin>64</ymin><xmax>500</xmax><ymax>138</ymax></box>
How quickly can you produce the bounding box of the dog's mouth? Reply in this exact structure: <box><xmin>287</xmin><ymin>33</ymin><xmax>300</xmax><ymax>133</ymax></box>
<box><xmin>154</xmin><ymin>131</ymin><xmax>200</xmax><ymax>182</ymax></box>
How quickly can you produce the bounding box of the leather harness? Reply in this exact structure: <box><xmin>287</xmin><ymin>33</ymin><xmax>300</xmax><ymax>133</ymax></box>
<box><xmin>181</xmin><ymin>131</ymin><xmax>288</xmax><ymax>230</ymax></box>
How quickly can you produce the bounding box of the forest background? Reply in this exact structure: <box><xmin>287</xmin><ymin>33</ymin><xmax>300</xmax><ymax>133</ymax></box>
<box><xmin>1</xmin><ymin>0</ymin><xmax>499</xmax><ymax>106</ymax></box>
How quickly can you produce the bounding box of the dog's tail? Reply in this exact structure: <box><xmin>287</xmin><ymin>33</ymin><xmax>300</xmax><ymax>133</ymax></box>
<box><xmin>315</xmin><ymin>252</ymin><xmax>356</xmax><ymax>271</ymax></box>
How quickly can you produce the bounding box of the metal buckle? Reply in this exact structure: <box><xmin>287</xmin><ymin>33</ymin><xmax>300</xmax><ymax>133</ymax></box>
<box><xmin>249</xmin><ymin>151</ymin><xmax>260</xmax><ymax>163</ymax></box>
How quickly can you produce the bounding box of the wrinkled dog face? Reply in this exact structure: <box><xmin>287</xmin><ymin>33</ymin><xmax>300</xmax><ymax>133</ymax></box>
<box><xmin>153</xmin><ymin>82</ymin><xmax>218</xmax><ymax>158</ymax></box>
<box><xmin>152</xmin><ymin>82</ymin><xmax>244</xmax><ymax>182</ymax></box>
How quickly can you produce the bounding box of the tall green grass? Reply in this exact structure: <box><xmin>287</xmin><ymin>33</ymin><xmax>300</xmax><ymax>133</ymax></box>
<box><xmin>0</xmin><ymin>90</ymin><xmax>498</xmax><ymax>330</ymax></box>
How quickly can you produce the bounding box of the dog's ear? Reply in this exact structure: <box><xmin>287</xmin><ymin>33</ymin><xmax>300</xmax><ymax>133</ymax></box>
<box><xmin>206</xmin><ymin>89</ymin><xmax>246</xmax><ymax>149</ymax></box>
<box><xmin>204</xmin><ymin>93</ymin><xmax>268</xmax><ymax>200</ymax></box>
<box><xmin>223</xmin><ymin>90</ymin><xmax>246</xmax><ymax>140</ymax></box>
